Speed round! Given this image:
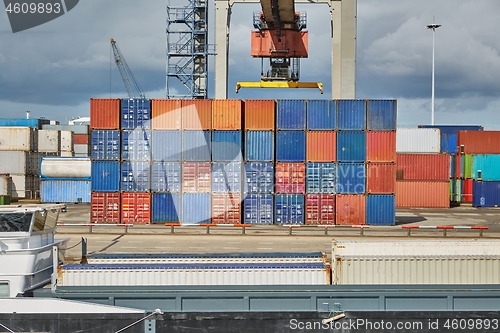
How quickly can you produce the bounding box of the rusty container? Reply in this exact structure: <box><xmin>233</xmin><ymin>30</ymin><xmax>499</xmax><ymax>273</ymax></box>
<box><xmin>182</xmin><ymin>99</ymin><xmax>212</xmax><ymax>130</ymax></box>
<box><xmin>336</xmin><ymin>194</ymin><xmax>366</xmax><ymax>225</ymax></box>
<box><xmin>91</xmin><ymin>192</ymin><xmax>121</xmax><ymax>224</ymax></box>
<box><xmin>305</xmin><ymin>194</ymin><xmax>335</xmax><ymax>225</ymax></box>
<box><xmin>244</xmin><ymin>100</ymin><xmax>275</xmax><ymax>131</ymax></box>
<box><xmin>90</xmin><ymin>98</ymin><xmax>121</xmax><ymax>129</ymax></box>
<box><xmin>73</xmin><ymin>134</ymin><xmax>89</xmax><ymax>145</ymax></box>
<box><xmin>212</xmin><ymin>100</ymin><xmax>243</xmax><ymax>130</ymax></box>
<box><xmin>306</xmin><ymin>131</ymin><xmax>336</xmax><ymax>162</ymax></box>
<box><xmin>366</xmin><ymin>131</ymin><xmax>396</xmax><ymax>162</ymax></box>
<box><xmin>396</xmin><ymin>154</ymin><xmax>450</xmax><ymax>181</ymax></box>
<box><xmin>152</xmin><ymin>99</ymin><xmax>182</xmax><ymax>130</ymax></box>
<box><xmin>366</xmin><ymin>163</ymin><xmax>396</xmax><ymax>194</ymax></box>
<box><xmin>396</xmin><ymin>181</ymin><xmax>450</xmax><ymax>208</ymax></box>
<box><xmin>458</xmin><ymin>131</ymin><xmax>500</xmax><ymax>154</ymax></box>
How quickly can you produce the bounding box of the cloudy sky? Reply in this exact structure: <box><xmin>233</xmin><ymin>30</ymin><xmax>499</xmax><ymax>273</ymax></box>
<box><xmin>0</xmin><ymin>0</ymin><xmax>499</xmax><ymax>128</ymax></box>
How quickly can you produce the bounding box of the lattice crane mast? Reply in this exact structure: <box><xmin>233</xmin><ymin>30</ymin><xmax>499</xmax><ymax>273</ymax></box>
<box><xmin>110</xmin><ymin>38</ymin><xmax>145</xmax><ymax>99</ymax></box>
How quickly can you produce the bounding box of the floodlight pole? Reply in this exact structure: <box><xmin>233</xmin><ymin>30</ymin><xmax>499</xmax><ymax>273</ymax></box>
<box><xmin>427</xmin><ymin>21</ymin><xmax>441</xmax><ymax>125</ymax></box>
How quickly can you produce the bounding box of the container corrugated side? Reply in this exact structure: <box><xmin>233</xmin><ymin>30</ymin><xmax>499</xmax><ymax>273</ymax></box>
<box><xmin>181</xmin><ymin>162</ymin><xmax>211</xmax><ymax>192</ymax></box>
<box><xmin>74</xmin><ymin>144</ymin><xmax>90</xmax><ymax>156</ymax></box>
<box><xmin>182</xmin><ymin>193</ymin><xmax>211</xmax><ymax>224</ymax></box>
<box><xmin>211</xmin><ymin>130</ymin><xmax>243</xmax><ymax>162</ymax></box>
<box><xmin>152</xmin><ymin>130</ymin><xmax>181</xmax><ymax>161</ymax></box>
<box><xmin>276</xmin><ymin>131</ymin><xmax>306</xmax><ymax>162</ymax></box>
<box><xmin>460</xmin><ymin>154</ymin><xmax>473</xmax><ymax>179</ymax></box>
<box><xmin>244</xmin><ymin>100</ymin><xmax>275</xmax><ymax>130</ymax></box>
<box><xmin>245</xmin><ymin>162</ymin><xmax>274</xmax><ymax>194</ymax></box>
<box><xmin>90</xmin><ymin>98</ymin><xmax>120</xmax><ymax>130</ymax></box>
<box><xmin>396</xmin><ymin>181</ymin><xmax>449</xmax><ymax>208</ymax></box>
<box><xmin>306</xmin><ymin>100</ymin><xmax>335</xmax><ymax>130</ymax></box>
<box><xmin>336</xmin><ymin>163</ymin><xmax>366</xmax><ymax>194</ymax></box>
<box><xmin>37</xmin><ymin>130</ymin><xmax>60</xmax><ymax>153</ymax></box>
<box><xmin>212</xmin><ymin>162</ymin><xmax>242</xmax><ymax>193</ymax></box>
<box><xmin>275</xmin><ymin>163</ymin><xmax>305</xmax><ymax>194</ymax></box>
<box><xmin>419</xmin><ymin>125</ymin><xmax>484</xmax><ymax>135</ymax></box>
<box><xmin>182</xmin><ymin>100</ymin><xmax>211</xmax><ymax>130</ymax></box>
<box><xmin>121</xmin><ymin>161</ymin><xmax>151</xmax><ymax>192</ymax></box>
<box><xmin>366</xmin><ymin>163</ymin><xmax>395</xmax><ymax>194</ymax></box>
<box><xmin>42</xmin><ymin>124</ymin><xmax>89</xmax><ymax>135</ymax></box>
<box><xmin>461</xmin><ymin>178</ymin><xmax>473</xmax><ymax>203</ymax></box>
<box><xmin>91</xmin><ymin>130</ymin><xmax>120</xmax><ymax>160</ymax></box>
<box><xmin>473</xmin><ymin>155</ymin><xmax>500</xmax><ymax>181</ymax></box>
<box><xmin>450</xmin><ymin>155</ymin><xmax>456</xmax><ymax>179</ymax></box>
<box><xmin>212</xmin><ymin>100</ymin><xmax>243</xmax><ymax>130</ymax></box>
<box><xmin>73</xmin><ymin>134</ymin><xmax>89</xmax><ymax>145</ymax></box>
<box><xmin>0</xmin><ymin>118</ymin><xmax>49</xmax><ymax>129</ymax></box>
<box><xmin>91</xmin><ymin>161</ymin><xmax>120</xmax><ymax>192</ymax></box>
<box><xmin>366</xmin><ymin>100</ymin><xmax>396</xmax><ymax>131</ymax></box>
<box><xmin>396</xmin><ymin>128</ymin><xmax>440</xmax><ymax>153</ymax></box>
<box><xmin>0</xmin><ymin>151</ymin><xmax>42</xmax><ymax>175</ymax></box>
<box><xmin>396</xmin><ymin>154</ymin><xmax>450</xmax><ymax>181</ymax></box>
<box><xmin>121</xmin><ymin>98</ymin><xmax>151</xmax><ymax>130</ymax></box>
<box><xmin>212</xmin><ymin>193</ymin><xmax>242</xmax><ymax>224</ymax></box>
<box><xmin>182</xmin><ymin>130</ymin><xmax>211</xmax><ymax>161</ymax></box>
<box><xmin>276</xmin><ymin>100</ymin><xmax>306</xmax><ymax>130</ymax></box>
<box><xmin>458</xmin><ymin>131</ymin><xmax>500</xmax><ymax>154</ymax></box>
<box><xmin>366</xmin><ymin>194</ymin><xmax>395</xmax><ymax>225</ymax></box>
<box><xmin>151</xmin><ymin>162</ymin><xmax>181</xmax><ymax>192</ymax></box>
<box><xmin>336</xmin><ymin>194</ymin><xmax>366</xmax><ymax>225</ymax></box>
<box><xmin>245</xmin><ymin>131</ymin><xmax>274</xmax><ymax>161</ymax></box>
<box><xmin>336</xmin><ymin>131</ymin><xmax>366</xmax><ymax>162</ymax></box>
<box><xmin>152</xmin><ymin>192</ymin><xmax>181</xmax><ymax>223</ymax></box>
<box><xmin>0</xmin><ymin>127</ymin><xmax>37</xmax><ymax>151</ymax></box>
<box><xmin>441</xmin><ymin>133</ymin><xmax>457</xmax><ymax>154</ymax></box>
<box><xmin>40</xmin><ymin>157</ymin><xmax>91</xmax><ymax>179</ymax></box>
<box><xmin>305</xmin><ymin>194</ymin><xmax>335</xmax><ymax>225</ymax></box>
<box><xmin>275</xmin><ymin>194</ymin><xmax>304</xmax><ymax>224</ymax></box>
<box><xmin>151</xmin><ymin>99</ymin><xmax>182</xmax><ymax>130</ymax></box>
<box><xmin>306</xmin><ymin>162</ymin><xmax>336</xmax><ymax>194</ymax></box>
<box><xmin>366</xmin><ymin>131</ymin><xmax>396</xmax><ymax>162</ymax></box>
<box><xmin>91</xmin><ymin>192</ymin><xmax>121</xmax><ymax>223</ymax></box>
<box><xmin>306</xmin><ymin>131</ymin><xmax>336</xmax><ymax>162</ymax></box>
<box><xmin>473</xmin><ymin>181</ymin><xmax>500</xmax><ymax>207</ymax></box>
<box><xmin>337</xmin><ymin>100</ymin><xmax>366</xmax><ymax>130</ymax></box>
<box><xmin>121</xmin><ymin>192</ymin><xmax>151</xmax><ymax>224</ymax></box>
<box><xmin>243</xmin><ymin>194</ymin><xmax>273</xmax><ymax>224</ymax></box>
<box><xmin>40</xmin><ymin>180</ymin><xmax>91</xmax><ymax>203</ymax></box>
<box><xmin>121</xmin><ymin>130</ymin><xmax>151</xmax><ymax>160</ymax></box>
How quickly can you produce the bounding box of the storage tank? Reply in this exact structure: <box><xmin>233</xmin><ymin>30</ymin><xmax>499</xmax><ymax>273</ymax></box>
<box><xmin>40</xmin><ymin>157</ymin><xmax>91</xmax><ymax>180</ymax></box>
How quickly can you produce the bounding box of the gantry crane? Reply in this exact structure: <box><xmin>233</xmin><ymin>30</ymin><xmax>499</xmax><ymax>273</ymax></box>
<box><xmin>110</xmin><ymin>38</ymin><xmax>146</xmax><ymax>99</ymax></box>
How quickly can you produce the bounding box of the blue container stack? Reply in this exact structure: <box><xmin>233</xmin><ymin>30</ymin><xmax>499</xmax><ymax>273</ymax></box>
<box><xmin>91</xmin><ymin>128</ymin><xmax>121</xmax><ymax>192</ymax></box>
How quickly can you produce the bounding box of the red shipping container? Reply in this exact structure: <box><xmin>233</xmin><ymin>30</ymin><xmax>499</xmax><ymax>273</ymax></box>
<box><xmin>121</xmin><ymin>192</ymin><xmax>151</xmax><ymax>224</ymax></box>
<box><xmin>306</xmin><ymin>131</ymin><xmax>336</xmax><ymax>162</ymax></box>
<box><xmin>73</xmin><ymin>134</ymin><xmax>89</xmax><ymax>145</ymax></box>
<box><xmin>182</xmin><ymin>100</ymin><xmax>212</xmax><ymax>130</ymax></box>
<box><xmin>212</xmin><ymin>193</ymin><xmax>241</xmax><ymax>224</ymax></box>
<box><xmin>305</xmin><ymin>194</ymin><xmax>335</xmax><ymax>225</ymax></box>
<box><xmin>212</xmin><ymin>100</ymin><xmax>243</xmax><ymax>130</ymax></box>
<box><xmin>396</xmin><ymin>154</ymin><xmax>450</xmax><ymax>181</ymax></box>
<box><xmin>152</xmin><ymin>99</ymin><xmax>182</xmax><ymax>130</ymax></box>
<box><xmin>366</xmin><ymin>131</ymin><xmax>396</xmax><ymax>162</ymax></box>
<box><xmin>458</xmin><ymin>131</ymin><xmax>500</xmax><ymax>154</ymax></box>
<box><xmin>182</xmin><ymin>162</ymin><xmax>211</xmax><ymax>192</ymax></box>
<box><xmin>336</xmin><ymin>195</ymin><xmax>366</xmax><ymax>225</ymax></box>
<box><xmin>396</xmin><ymin>181</ymin><xmax>449</xmax><ymax>208</ymax></box>
<box><xmin>275</xmin><ymin>163</ymin><xmax>305</xmax><ymax>194</ymax></box>
<box><xmin>366</xmin><ymin>163</ymin><xmax>396</xmax><ymax>194</ymax></box>
<box><xmin>251</xmin><ymin>30</ymin><xmax>308</xmax><ymax>58</ymax></box>
<box><xmin>90</xmin><ymin>98</ymin><xmax>120</xmax><ymax>129</ymax></box>
<box><xmin>462</xmin><ymin>179</ymin><xmax>473</xmax><ymax>203</ymax></box>
<box><xmin>91</xmin><ymin>192</ymin><xmax>120</xmax><ymax>224</ymax></box>
<box><xmin>244</xmin><ymin>100</ymin><xmax>275</xmax><ymax>130</ymax></box>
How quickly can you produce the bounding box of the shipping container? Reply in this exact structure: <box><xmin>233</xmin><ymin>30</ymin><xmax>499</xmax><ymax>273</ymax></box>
<box><xmin>10</xmin><ymin>175</ymin><xmax>37</xmax><ymax>199</ymax></box>
<box><xmin>419</xmin><ymin>125</ymin><xmax>484</xmax><ymax>153</ymax></box>
<box><xmin>152</xmin><ymin>192</ymin><xmax>181</xmax><ymax>223</ymax></box>
<box><xmin>336</xmin><ymin>163</ymin><xmax>366</xmax><ymax>194</ymax></box>
<box><xmin>74</xmin><ymin>144</ymin><xmax>90</xmax><ymax>156</ymax></box>
<box><xmin>275</xmin><ymin>194</ymin><xmax>304</xmax><ymax>224</ymax></box>
<box><xmin>336</xmin><ymin>194</ymin><xmax>366</xmax><ymax>225</ymax></box>
<box><xmin>366</xmin><ymin>99</ymin><xmax>397</xmax><ymax>131</ymax></box>
<box><xmin>60</xmin><ymin>130</ymin><xmax>74</xmax><ymax>152</ymax></box>
<box><xmin>440</xmin><ymin>133</ymin><xmax>457</xmax><ymax>154</ymax></box>
<box><xmin>212</xmin><ymin>162</ymin><xmax>242</xmax><ymax>192</ymax></box>
<box><xmin>0</xmin><ymin>151</ymin><xmax>45</xmax><ymax>175</ymax></box>
<box><xmin>305</xmin><ymin>194</ymin><xmax>335</xmax><ymax>225</ymax></box>
<box><xmin>151</xmin><ymin>99</ymin><xmax>181</xmax><ymax>130</ymax></box>
<box><xmin>212</xmin><ymin>100</ymin><xmax>243</xmax><ymax>130</ymax></box>
<box><xmin>337</xmin><ymin>100</ymin><xmax>366</xmax><ymax>130</ymax></box>
<box><xmin>0</xmin><ymin>174</ymin><xmax>12</xmax><ymax>197</ymax></box>
<box><xmin>396</xmin><ymin>154</ymin><xmax>450</xmax><ymax>181</ymax></box>
<box><xmin>40</xmin><ymin>180</ymin><xmax>91</xmax><ymax>203</ymax></box>
<box><xmin>276</xmin><ymin>131</ymin><xmax>306</xmax><ymax>162</ymax></box>
<box><xmin>366</xmin><ymin>163</ymin><xmax>396</xmax><ymax>194</ymax></box>
<box><xmin>245</xmin><ymin>131</ymin><xmax>274</xmax><ymax>161</ymax></box>
<box><xmin>306</xmin><ymin>100</ymin><xmax>335</xmax><ymax>130</ymax></box>
<box><xmin>182</xmin><ymin>193</ymin><xmax>211</xmax><ymax>224</ymax></box>
<box><xmin>461</xmin><ymin>178</ymin><xmax>473</xmax><ymax>203</ymax></box>
<box><xmin>306</xmin><ymin>162</ymin><xmax>336</xmax><ymax>194</ymax></box>
<box><xmin>460</xmin><ymin>154</ymin><xmax>473</xmax><ymax>179</ymax></box>
<box><xmin>450</xmin><ymin>155</ymin><xmax>456</xmax><ymax>179</ymax></box>
<box><xmin>0</xmin><ymin>127</ymin><xmax>37</xmax><ymax>151</ymax></box>
<box><xmin>37</xmin><ymin>130</ymin><xmax>60</xmax><ymax>153</ymax></box>
<box><xmin>211</xmin><ymin>130</ymin><xmax>243</xmax><ymax>161</ymax></box>
<box><xmin>181</xmin><ymin>130</ymin><xmax>211</xmax><ymax>161</ymax></box>
<box><xmin>73</xmin><ymin>134</ymin><xmax>89</xmax><ymax>145</ymax></box>
<box><xmin>122</xmin><ymin>129</ymin><xmax>151</xmax><ymax>160</ymax></box>
<box><xmin>151</xmin><ymin>130</ymin><xmax>181</xmax><ymax>161</ymax></box>
<box><xmin>245</xmin><ymin>162</ymin><xmax>274</xmax><ymax>194</ymax></box>
<box><xmin>336</xmin><ymin>131</ymin><xmax>366</xmax><ymax>162</ymax></box>
<box><xmin>121</xmin><ymin>161</ymin><xmax>150</xmax><ymax>192</ymax></box>
<box><xmin>212</xmin><ymin>193</ymin><xmax>242</xmax><ymax>224</ymax></box>
<box><xmin>182</xmin><ymin>99</ymin><xmax>211</xmax><ymax>130</ymax></box>
<box><xmin>396</xmin><ymin>128</ymin><xmax>440</xmax><ymax>153</ymax></box>
<box><xmin>151</xmin><ymin>162</ymin><xmax>181</xmax><ymax>192</ymax></box>
<box><xmin>306</xmin><ymin>131</ymin><xmax>336</xmax><ymax>162</ymax></box>
<box><xmin>0</xmin><ymin>118</ymin><xmax>49</xmax><ymax>129</ymax></box>
<box><xmin>473</xmin><ymin>155</ymin><xmax>500</xmax><ymax>181</ymax></box>
<box><xmin>181</xmin><ymin>162</ymin><xmax>211</xmax><ymax>193</ymax></box>
<box><xmin>366</xmin><ymin>131</ymin><xmax>396</xmax><ymax>162</ymax></box>
<box><xmin>91</xmin><ymin>192</ymin><xmax>121</xmax><ymax>224</ymax></box>
<box><xmin>40</xmin><ymin>157</ymin><xmax>91</xmax><ymax>180</ymax></box>
<box><xmin>243</xmin><ymin>194</ymin><xmax>273</xmax><ymax>224</ymax></box>
<box><xmin>450</xmin><ymin>178</ymin><xmax>458</xmax><ymax>202</ymax></box>
<box><xmin>244</xmin><ymin>100</ymin><xmax>275</xmax><ymax>130</ymax></box>
<box><xmin>90</xmin><ymin>98</ymin><xmax>120</xmax><ymax>129</ymax></box>
<box><xmin>366</xmin><ymin>194</ymin><xmax>395</xmax><ymax>225</ymax></box>
<box><xmin>91</xmin><ymin>130</ymin><xmax>120</xmax><ymax>160</ymax></box>
<box><xmin>42</xmin><ymin>124</ymin><xmax>89</xmax><ymax>135</ymax></box>
<box><xmin>276</xmin><ymin>100</ymin><xmax>306</xmax><ymax>130</ymax></box>
<box><xmin>473</xmin><ymin>181</ymin><xmax>500</xmax><ymax>207</ymax></box>
<box><xmin>120</xmin><ymin>98</ymin><xmax>151</xmax><ymax>130</ymax></box>
<box><xmin>396</xmin><ymin>181</ymin><xmax>449</xmax><ymax>208</ymax></box>
<box><xmin>458</xmin><ymin>131</ymin><xmax>500</xmax><ymax>154</ymax></box>
<box><xmin>91</xmin><ymin>161</ymin><xmax>120</xmax><ymax>192</ymax></box>
<box><xmin>121</xmin><ymin>192</ymin><xmax>151</xmax><ymax>224</ymax></box>
<box><xmin>275</xmin><ymin>163</ymin><xmax>305</xmax><ymax>194</ymax></box>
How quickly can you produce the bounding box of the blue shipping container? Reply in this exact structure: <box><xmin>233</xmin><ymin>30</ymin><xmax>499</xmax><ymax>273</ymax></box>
<box><xmin>151</xmin><ymin>161</ymin><xmax>181</xmax><ymax>192</ymax></box>
<box><xmin>450</xmin><ymin>155</ymin><xmax>456</xmax><ymax>179</ymax></box>
<box><xmin>419</xmin><ymin>125</ymin><xmax>484</xmax><ymax>154</ymax></box>
<box><xmin>121</xmin><ymin>161</ymin><xmax>151</xmax><ymax>191</ymax></box>
<box><xmin>40</xmin><ymin>180</ymin><xmax>91</xmax><ymax>203</ymax></box>
<box><xmin>212</xmin><ymin>131</ymin><xmax>243</xmax><ymax>161</ymax></box>
<box><xmin>337</xmin><ymin>163</ymin><xmax>366</xmax><ymax>194</ymax></box>
<box><xmin>121</xmin><ymin>98</ymin><xmax>151</xmax><ymax>130</ymax></box>
<box><xmin>182</xmin><ymin>193</ymin><xmax>211</xmax><ymax>224</ymax></box>
<box><xmin>244</xmin><ymin>194</ymin><xmax>274</xmax><ymax>224</ymax></box>
<box><xmin>91</xmin><ymin>130</ymin><xmax>120</xmax><ymax>160</ymax></box>
<box><xmin>276</xmin><ymin>131</ymin><xmax>306</xmax><ymax>162</ymax></box>
<box><xmin>212</xmin><ymin>162</ymin><xmax>242</xmax><ymax>192</ymax></box>
<box><xmin>91</xmin><ymin>161</ymin><xmax>120</xmax><ymax>192</ymax></box>
<box><xmin>366</xmin><ymin>194</ymin><xmax>395</xmax><ymax>225</ymax></box>
<box><xmin>337</xmin><ymin>100</ymin><xmax>366</xmax><ymax>130</ymax></box>
<box><xmin>472</xmin><ymin>181</ymin><xmax>500</xmax><ymax>207</ymax></box>
<box><xmin>245</xmin><ymin>162</ymin><xmax>274</xmax><ymax>193</ymax></box>
<box><xmin>152</xmin><ymin>193</ymin><xmax>181</xmax><ymax>223</ymax></box>
<box><xmin>0</xmin><ymin>118</ymin><xmax>50</xmax><ymax>129</ymax></box>
<box><xmin>276</xmin><ymin>100</ymin><xmax>306</xmax><ymax>130</ymax></box>
<box><xmin>121</xmin><ymin>129</ymin><xmax>151</xmax><ymax>160</ymax></box>
<box><xmin>306</xmin><ymin>162</ymin><xmax>336</xmax><ymax>194</ymax></box>
<box><xmin>152</xmin><ymin>130</ymin><xmax>182</xmax><ymax>161</ymax></box>
<box><xmin>275</xmin><ymin>194</ymin><xmax>304</xmax><ymax>224</ymax></box>
<box><xmin>245</xmin><ymin>131</ymin><xmax>274</xmax><ymax>161</ymax></box>
<box><xmin>441</xmin><ymin>133</ymin><xmax>458</xmax><ymax>154</ymax></box>
<box><xmin>182</xmin><ymin>130</ymin><xmax>211</xmax><ymax>161</ymax></box>
<box><xmin>366</xmin><ymin>100</ymin><xmax>396</xmax><ymax>131</ymax></box>
<box><xmin>473</xmin><ymin>155</ymin><xmax>500</xmax><ymax>181</ymax></box>
<box><xmin>336</xmin><ymin>131</ymin><xmax>366</xmax><ymax>162</ymax></box>
<box><xmin>307</xmin><ymin>100</ymin><xmax>336</xmax><ymax>130</ymax></box>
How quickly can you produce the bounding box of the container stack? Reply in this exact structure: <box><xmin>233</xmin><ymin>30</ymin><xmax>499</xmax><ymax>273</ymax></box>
<box><xmin>42</xmin><ymin>124</ymin><xmax>90</xmax><ymax>157</ymax></box>
<box><xmin>0</xmin><ymin>173</ymin><xmax>12</xmax><ymax>204</ymax></box>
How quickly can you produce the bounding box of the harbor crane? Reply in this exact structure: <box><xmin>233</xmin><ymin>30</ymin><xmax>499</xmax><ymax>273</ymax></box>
<box><xmin>110</xmin><ymin>38</ymin><xmax>146</xmax><ymax>99</ymax></box>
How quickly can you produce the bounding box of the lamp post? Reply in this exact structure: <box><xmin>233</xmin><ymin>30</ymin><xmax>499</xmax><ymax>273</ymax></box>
<box><xmin>427</xmin><ymin>22</ymin><xmax>441</xmax><ymax>125</ymax></box>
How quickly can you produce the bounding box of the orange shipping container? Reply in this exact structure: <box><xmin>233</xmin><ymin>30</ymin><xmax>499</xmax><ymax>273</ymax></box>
<box><xmin>458</xmin><ymin>131</ymin><xmax>500</xmax><ymax>154</ymax></box>
<box><xmin>152</xmin><ymin>99</ymin><xmax>182</xmax><ymax>130</ymax></box>
<box><xmin>121</xmin><ymin>192</ymin><xmax>151</xmax><ymax>224</ymax></box>
<box><xmin>251</xmin><ymin>30</ymin><xmax>308</xmax><ymax>58</ymax></box>
<box><xmin>244</xmin><ymin>100</ymin><xmax>275</xmax><ymax>130</ymax></box>
<box><xmin>336</xmin><ymin>195</ymin><xmax>366</xmax><ymax>225</ymax></box>
<box><xmin>306</xmin><ymin>131</ymin><xmax>336</xmax><ymax>162</ymax></box>
<box><xmin>90</xmin><ymin>98</ymin><xmax>120</xmax><ymax>129</ymax></box>
<box><xmin>396</xmin><ymin>154</ymin><xmax>450</xmax><ymax>181</ymax></box>
<box><xmin>396</xmin><ymin>181</ymin><xmax>450</xmax><ymax>208</ymax></box>
<box><xmin>182</xmin><ymin>100</ymin><xmax>212</xmax><ymax>130</ymax></box>
<box><xmin>366</xmin><ymin>163</ymin><xmax>396</xmax><ymax>194</ymax></box>
<box><xmin>212</xmin><ymin>100</ymin><xmax>243</xmax><ymax>130</ymax></box>
<box><xmin>366</xmin><ymin>131</ymin><xmax>396</xmax><ymax>162</ymax></box>
<box><xmin>73</xmin><ymin>134</ymin><xmax>89</xmax><ymax>145</ymax></box>
<box><xmin>212</xmin><ymin>193</ymin><xmax>241</xmax><ymax>224</ymax></box>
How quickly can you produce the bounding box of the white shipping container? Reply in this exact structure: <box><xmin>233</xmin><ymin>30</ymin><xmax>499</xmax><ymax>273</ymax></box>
<box><xmin>74</xmin><ymin>144</ymin><xmax>90</xmax><ymax>156</ymax></box>
<box><xmin>10</xmin><ymin>175</ymin><xmax>37</xmax><ymax>198</ymax></box>
<box><xmin>38</xmin><ymin>130</ymin><xmax>60</xmax><ymax>153</ymax></box>
<box><xmin>0</xmin><ymin>127</ymin><xmax>38</xmax><ymax>151</ymax></box>
<box><xmin>0</xmin><ymin>151</ymin><xmax>47</xmax><ymax>175</ymax></box>
<box><xmin>60</xmin><ymin>151</ymin><xmax>74</xmax><ymax>157</ymax></box>
<box><xmin>396</xmin><ymin>128</ymin><xmax>440</xmax><ymax>153</ymax></box>
<box><xmin>40</xmin><ymin>157</ymin><xmax>91</xmax><ymax>179</ymax></box>
<box><xmin>0</xmin><ymin>175</ymin><xmax>12</xmax><ymax>196</ymax></box>
<box><xmin>60</xmin><ymin>131</ymin><xmax>74</xmax><ymax>152</ymax></box>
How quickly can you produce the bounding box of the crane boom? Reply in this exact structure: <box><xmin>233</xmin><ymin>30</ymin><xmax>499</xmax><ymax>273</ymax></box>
<box><xmin>110</xmin><ymin>38</ymin><xmax>145</xmax><ymax>99</ymax></box>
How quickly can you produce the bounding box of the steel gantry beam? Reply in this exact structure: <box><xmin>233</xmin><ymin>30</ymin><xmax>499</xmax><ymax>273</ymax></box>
<box><xmin>214</xmin><ymin>0</ymin><xmax>356</xmax><ymax>99</ymax></box>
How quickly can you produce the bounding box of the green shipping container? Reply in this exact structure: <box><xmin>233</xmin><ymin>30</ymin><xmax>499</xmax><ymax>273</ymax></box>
<box><xmin>461</xmin><ymin>154</ymin><xmax>473</xmax><ymax>179</ymax></box>
<box><xmin>0</xmin><ymin>195</ymin><xmax>11</xmax><ymax>205</ymax></box>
